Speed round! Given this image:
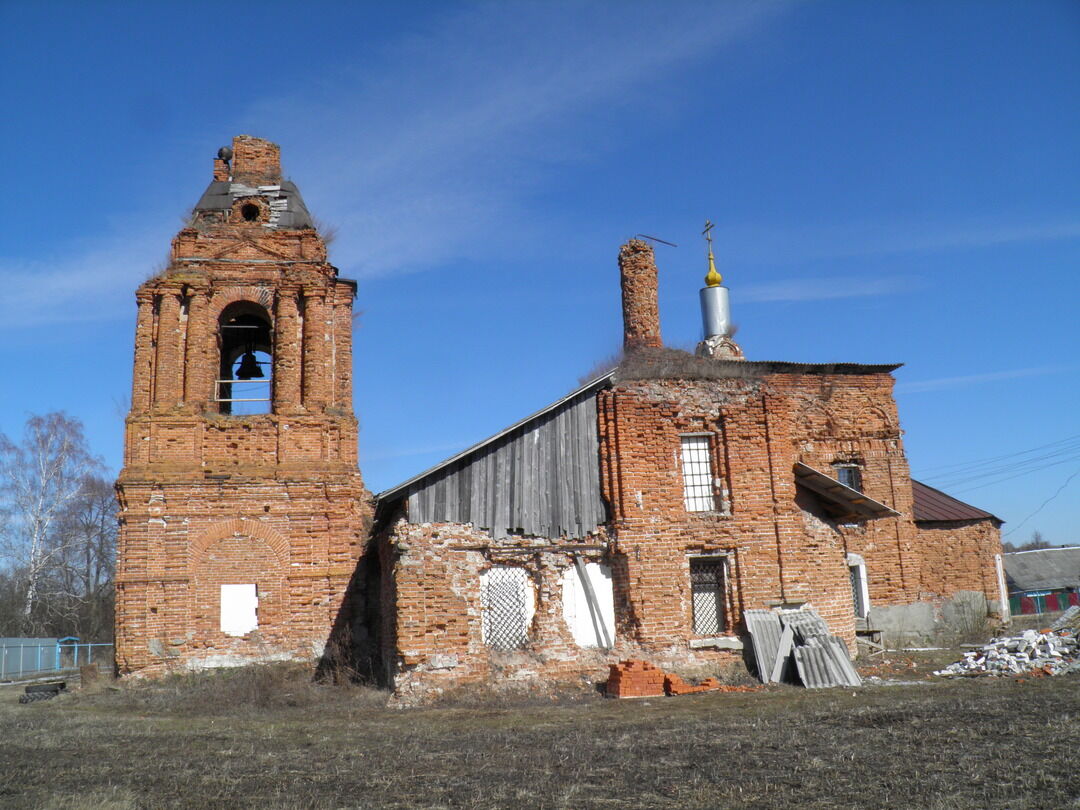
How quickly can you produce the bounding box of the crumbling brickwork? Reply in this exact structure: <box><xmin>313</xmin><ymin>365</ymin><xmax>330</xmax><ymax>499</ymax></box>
<box><xmin>115</xmin><ymin>136</ymin><xmax>371</xmax><ymax>675</ymax></box>
<box><xmin>916</xmin><ymin>519</ymin><xmax>1003</xmax><ymax>602</ymax></box>
<box><xmin>368</xmin><ymin>235</ymin><xmax>1003</xmax><ymax>695</ymax></box>
<box><xmin>597</xmin><ymin>369</ymin><xmax>917</xmax><ymax>655</ymax></box>
<box><xmin>619</xmin><ymin>239</ymin><xmax>663</xmax><ymax>350</ymax></box>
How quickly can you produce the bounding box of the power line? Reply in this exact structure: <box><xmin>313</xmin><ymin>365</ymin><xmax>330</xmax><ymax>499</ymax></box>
<box><xmin>1003</xmin><ymin>466</ymin><xmax>1080</xmax><ymax>537</ymax></box>
<box><xmin>948</xmin><ymin>455</ymin><xmax>1080</xmax><ymax>496</ymax></box>
<box><xmin>929</xmin><ymin>446</ymin><xmax>1080</xmax><ymax>489</ymax></box>
<box><xmin>916</xmin><ymin>433</ymin><xmax>1080</xmax><ymax>477</ymax></box>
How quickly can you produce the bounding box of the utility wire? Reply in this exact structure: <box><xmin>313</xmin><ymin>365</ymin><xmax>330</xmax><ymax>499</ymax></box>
<box><xmin>916</xmin><ymin>433</ymin><xmax>1080</xmax><ymax>478</ymax></box>
<box><xmin>948</xmin><ymin>455</ymin><xmax>1080</xmax><ymax>496</ymax></box>
<box><xmin>928</xmin><ymin>446</ymin><xmax>1080</xmax><ymax>489</ymax></box>
<box><xmin>1003</xmin><ymin>466</ymin><xmax>1080</xmax><ymax>537</ymax></box>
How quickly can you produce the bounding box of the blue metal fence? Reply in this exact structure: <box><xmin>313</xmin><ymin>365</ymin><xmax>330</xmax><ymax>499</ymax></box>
<box><xmin>0</xmin><ymin>638</ymin><xmax>113</xmax><ymax>680</ymax></box>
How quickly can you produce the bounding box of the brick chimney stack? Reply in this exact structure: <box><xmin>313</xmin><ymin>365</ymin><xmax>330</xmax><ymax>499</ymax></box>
<box><xmin>619</xmin><ymin>239</ymin><xmax>663</xmax><ymax>351</ymax></box>
<box><xmin>230</xmin><ymin>135</ymin><xmax>282</xmax><ymax>186</ymax></box>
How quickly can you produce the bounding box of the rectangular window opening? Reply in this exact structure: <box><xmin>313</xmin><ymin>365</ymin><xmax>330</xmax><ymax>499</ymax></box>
<box><xmin>834</xmin><ymin>463</ymin><xmax>863</xmax><ymax>492</ymax></box>
<box><xmin>690</xmin><ymin>557</ymin><xmax>726</xmax><ymax>635</ymax></box>
<box><xmin>481</xmin><ymin>567</ymin><xmax>533</xmax><ymax>650</ymax></box>
<box><xmin>850</xmin><ymin>566</ymin><xmax>868</xmax><ymax>618</ymax></box>
<box><xmin>681</xmin><ymin>435</ymin><xmax>718</xmax><ymax>512</ymax></box>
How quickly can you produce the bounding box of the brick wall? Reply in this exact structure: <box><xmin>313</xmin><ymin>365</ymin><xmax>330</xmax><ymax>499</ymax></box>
<box><xmin>915</xmin><ymin>518</ymin><xmax>1003</xmax><ymax>603</ymax></box>
<box><xmin>597</xmin><ymin>370</ymin><xmax>924</xmax><ymax>655</ymax></box>
<box><xmin>115</xmin><ymin>137</ymin><xmax>372</xmax><ymax>675</ymax></box>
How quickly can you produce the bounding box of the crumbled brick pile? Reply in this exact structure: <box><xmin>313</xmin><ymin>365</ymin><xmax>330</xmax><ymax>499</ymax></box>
<box><xmin>606</xmin><ymin>660</ymin><xmax>757</xmax><ymax>698</ymax></box>
<box><xmin>664</xmin><ymin>673</ymin><xmax>725</xmax><ymax>695</ymax></box>
<box><xmin>935</xmin><ymin>628</ymin><xmax>1080</xmax><ymax>677</ymax></box>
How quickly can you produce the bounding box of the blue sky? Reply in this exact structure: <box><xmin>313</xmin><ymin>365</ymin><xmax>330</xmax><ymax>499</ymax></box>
<box><xmin>2</xmin><ymin>1</ymin><xmax>1077</xmax><ymax>544</ymax></box>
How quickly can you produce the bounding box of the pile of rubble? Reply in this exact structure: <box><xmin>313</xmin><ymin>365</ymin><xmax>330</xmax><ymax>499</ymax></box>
<box><xmin>935</xmin><ymin>626</ymin><xmax>1080</xmax><ymax>678</ymax></box>
<box><xmin>605</xmin><ymin>660</ymin><xmax>757</xmax><ymax>698</ymax></box>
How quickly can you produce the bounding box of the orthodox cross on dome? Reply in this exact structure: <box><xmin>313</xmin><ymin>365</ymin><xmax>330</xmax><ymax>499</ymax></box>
<box><xmin>702</xmin><ymin>219</ymin><xmax>722</xmax><ymax>287</ymax></box>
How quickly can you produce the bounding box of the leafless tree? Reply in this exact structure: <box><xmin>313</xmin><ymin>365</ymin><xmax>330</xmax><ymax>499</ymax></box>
<box><xmin>0</xmin><ymin>413</ymin><xmax>104</xmax><ymax>636</ymax></box>
<box><xmin>43</xmin><ymin>475</ymin><xmax>117</xmax><ymax>639</ymax></box>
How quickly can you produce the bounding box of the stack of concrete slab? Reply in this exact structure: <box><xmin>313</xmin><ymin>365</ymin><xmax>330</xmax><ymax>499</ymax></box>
<box><xmin>935</xmin><ymin>628</ymin><xmax>1080</xmax><ymax>677</ymax></box>
<box><xmin>745</xmin><ymin>608</ymin><xmax>861</xmax><ymax>688</ymax></box>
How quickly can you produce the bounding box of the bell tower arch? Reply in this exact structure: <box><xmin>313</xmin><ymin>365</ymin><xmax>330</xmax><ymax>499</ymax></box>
<box><xmin>115</xmin><ymin>135</ymin><xmax>372</xmax><ymax>674</ymax></box>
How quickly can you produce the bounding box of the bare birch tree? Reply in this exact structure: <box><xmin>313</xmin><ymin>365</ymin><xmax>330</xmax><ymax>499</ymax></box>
<box><xmin>0</xmin><ymin>413</ymin><xmax>102</xmax><ymax>635</ymax></box>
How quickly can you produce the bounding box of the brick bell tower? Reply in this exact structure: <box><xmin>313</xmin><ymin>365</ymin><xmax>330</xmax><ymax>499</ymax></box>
<box><xmin>115</xmin><ymin>135</ymin><xmax>371</xmax><ymax>674</ymax></box>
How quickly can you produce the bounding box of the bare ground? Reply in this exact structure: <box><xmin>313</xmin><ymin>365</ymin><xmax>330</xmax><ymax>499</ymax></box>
<box><xmin>1</xmin><ymin>654</ymin><xmax>1078</xmax><ymax>809</ymax></box>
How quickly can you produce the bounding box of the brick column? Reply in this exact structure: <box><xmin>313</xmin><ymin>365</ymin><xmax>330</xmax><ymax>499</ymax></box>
<box><xmin>274</xmin><ymin>289</ymin><xmax>303</xmax><ymax>412</ymax></box>
<box><xmin>302</xmin><ymin>290</ymin><xmax>329</xmax><ymax>411</ymax></box>
<box><xmin>619</xmin><ymin>239</ymin><xmax>663</xmax><ymax>351</ymax></box>
<box><xmin>332</xmin><ymin>283</ymin><xmax>354</xmax><ymax>411</ymax></box>
<box><xmin>183</xmin><ymin>290</ymin><xmax>213</xmax><ymax>407</ymax></box>
<box><xmin>131</xmin><ymin>292</ymin><xmax>156</xmax><ymax>412</ymax></box>
<box><xmin>153</xmin><ymin>291</ymin><xmax>183</xmax><ymax>408</ymax></box>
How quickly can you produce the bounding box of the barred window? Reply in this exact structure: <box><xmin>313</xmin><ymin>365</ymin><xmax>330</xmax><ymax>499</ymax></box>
<box><xmin>480</xmin><ymin>566</ymin><xmax>534</xmax><ymax>650</ymax></box>
<box><xmin>689</xmin><ymin>557</ymin><xmax>726</xmax><ymax>635</ymax></box>
<box><xmin>680</xmin><ymin>435</ymin><xmax>717</xmax><ymax>512</ymax></box>
<box><xmin>834</xmin><ymin>463</ymin><xmax>863</xmax><ymax>492</ymax></box>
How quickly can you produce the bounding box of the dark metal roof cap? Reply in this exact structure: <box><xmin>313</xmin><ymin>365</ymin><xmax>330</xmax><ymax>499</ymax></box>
<box><xmin>191</xmin><ymin>179</ymin><xmax>314</xmax><ymax>229</ymax></box>
<box><xmin>911</xmin><ymin>479</ymin><xmax>1001</xmax><ymax>524</ymax></box>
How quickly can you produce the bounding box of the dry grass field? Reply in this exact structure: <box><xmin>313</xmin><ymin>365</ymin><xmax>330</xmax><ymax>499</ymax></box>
<box><xmin>2</xmin><ymin>655</ymin><xmax>1078</xmax><ymax>809</ymax></box>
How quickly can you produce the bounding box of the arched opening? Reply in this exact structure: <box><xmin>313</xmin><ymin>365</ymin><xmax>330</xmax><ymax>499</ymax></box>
<box><xmin>241</xmin><ymin>202</ymin><xmax>260</xmax><ymax>222</ymax></box>
<box><xmin>217</xmin><ymin>303</ymin><xmax>272</xmax><ymax>415</ymax></box>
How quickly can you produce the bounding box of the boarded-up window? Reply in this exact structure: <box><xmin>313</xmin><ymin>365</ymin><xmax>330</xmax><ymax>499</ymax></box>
<box><xmin>680</xmin><ymin>435</ymin><xmax>717</xmax><ymax>512</ymax></box>
<box><xmin>220</xmin><ymin>584</ymin><xmax>258</xmax><ymax>636</ymax></box>
<box><xmin>561</xmin><ymin>562</ymin><xmax>615</xmax><ymax>648</ymax></box>
<box><xmin>847</xmin><ymin>553</ymin><xmax>870</xmax><ymax>619</ymax></box>
<box><xmin>480</xmin><ymin>567</ymin><xmax>534</xmax><ymax>650</ymax></box>
<box><xmin>689</xmin><ymin>557</ymin><xmax>726</xmax><ymax>635</ymax></box>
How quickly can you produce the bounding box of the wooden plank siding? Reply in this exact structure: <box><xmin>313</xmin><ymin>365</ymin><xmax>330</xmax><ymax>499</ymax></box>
<box><xmin>403</xmin><ymin>387</ymin><xmax>607</xmax><ymax>539</ymax></box>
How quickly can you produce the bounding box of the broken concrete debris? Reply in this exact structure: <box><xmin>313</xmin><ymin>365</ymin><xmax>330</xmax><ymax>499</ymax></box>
<box><xmin>935</xmin><ymin>628</ymin><xmax>1080</xmax><ymax>677</ymax></box>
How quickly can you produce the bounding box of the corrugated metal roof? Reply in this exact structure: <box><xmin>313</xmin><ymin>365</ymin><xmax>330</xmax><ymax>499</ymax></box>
<box><xmin>794</xmin><ymin>637</ymin><xmax>862</xmax><ymax>688</ymax></box>
<box><xmin>1004</xmin><ymin>547</ymin><xmax>1080</xmax><ymax>593</ymax></box>
<box><xmin>911</xmin><ymin>479</ymin><xmax>1001</xmax><ymax>524</ymax></box>
<box><xmin>794</xmin><ymin>462</ymin><xmax>900</xmax><ymax>520</ymax></box>
<box><xmin>744</xmin><ymin>609</ymin><xmax>784</xmax><ymax>683</ymax></box>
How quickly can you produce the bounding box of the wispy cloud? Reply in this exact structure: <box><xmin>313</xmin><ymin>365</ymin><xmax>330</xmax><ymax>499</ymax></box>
<box><xmin>896</xmin><ymin>365</ymin><xmax>1073</xmax><ymax>394</ymax></box>
<box><xmin>0</xmin><ymin>225</ymin><xmax>173</xmax><ymax>329</ymax></box>
<box><xmin>0</xmin><ymin>2</ymin><xmax>790</xmax><ymax>329</ymax></box>
<box><xmin>741</xmin><ymin>274</ymin><xmax>922</xmax><ymax>303</ymax></box>
<box><xmin>255</xmin><ymin>1</ymin><xmax>791</xmax><ymax>280</ymax></box>
<box><xmin>721</xmin><ymin>217</ymin><xmax>1080</xmax><ymax>266</ymax></box>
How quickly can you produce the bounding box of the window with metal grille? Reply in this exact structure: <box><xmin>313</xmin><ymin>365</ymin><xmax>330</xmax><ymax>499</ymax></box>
<box><xmin>680</xmin><ymin>435</ymin><xmax>717</xmax><ymax>512</ymax></box>
<box><xmin>689</xmin><ymin>557</ymin><xmax>726</xmax><ymax>635</ymax></box>
<box><xmin>834</xmin><ymin>463</ymin><xmax>862</xmax><ymax>492</ymax></box>
<box><xmin>847</xmin><ymin>553</ymin><xmax>870</xmax><ymax>619</ymax></box>
<box><xmin>480</xmin><ymin>566</ymin><xmax>534</xmax><ymax>650</ymax></box>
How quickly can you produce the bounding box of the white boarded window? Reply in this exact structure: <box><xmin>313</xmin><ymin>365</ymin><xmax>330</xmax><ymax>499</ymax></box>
<box><xmin>480</xmin><ymin>567</ymin><xmax>535</xmax><ymax>650</ymax></box>
<box><xmin>690</xmin><ymin>557</ymin><xmax>726</xmax><ymax>635</ymax></box>
<box><xmin>220</xmin><ymin>584</ymin><xmax>258</xmax><ymax>636</ymax></box>
<box><xmin>847</xmin><ymin>553</ymin><xmax>870</xmax><ymax>619</ymax></box>
<box><xmin>561</xmin><ymin>562</ymin><xmax>615</xmax><ymax>649</ymax></box>
<box><xmin>680</xmin><ymin>435</ymin><xmax>717</xmax><ymax>512</ymax></box>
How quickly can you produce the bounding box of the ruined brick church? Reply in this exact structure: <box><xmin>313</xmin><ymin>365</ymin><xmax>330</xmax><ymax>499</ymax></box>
<box><xmin>115</xmin><ymin>137</ymin><xmax>1005</xmax><ymax>693</ymax></box>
